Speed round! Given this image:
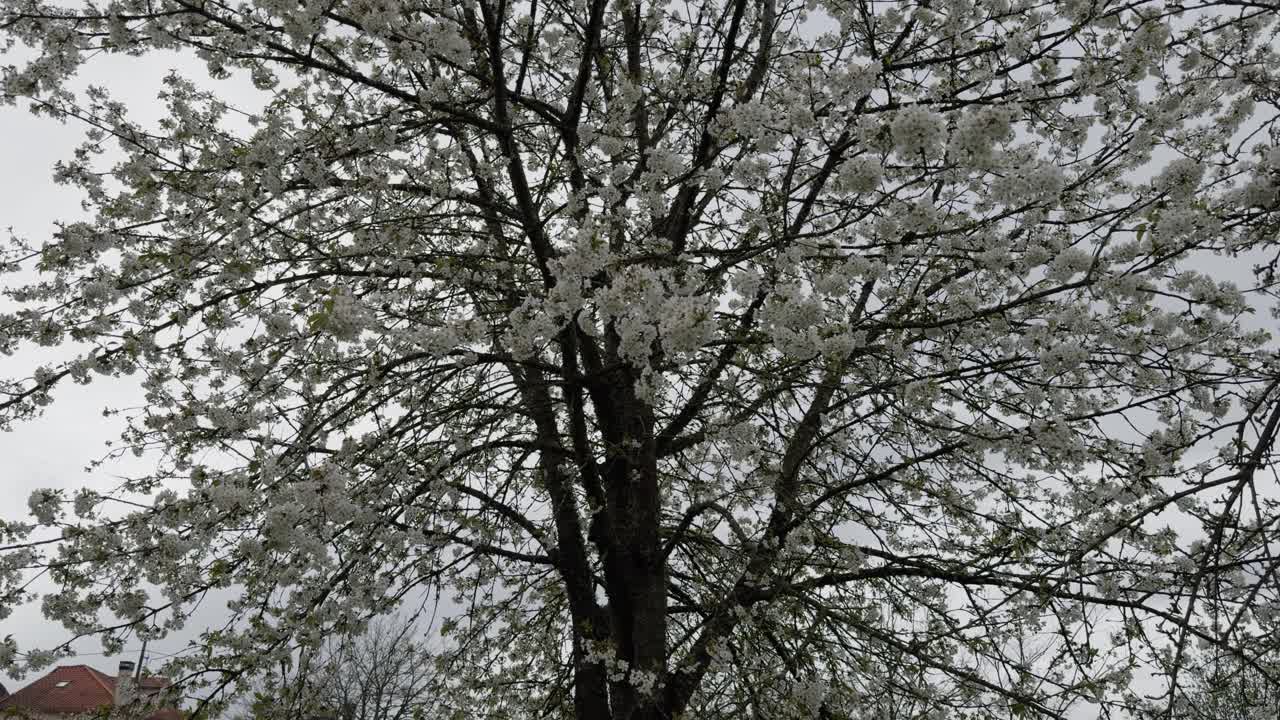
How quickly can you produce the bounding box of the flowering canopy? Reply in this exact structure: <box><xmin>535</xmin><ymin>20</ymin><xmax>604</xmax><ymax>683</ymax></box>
<box><xmin>2</xmin><ymin>0</ymin><xmax>1280</xmax><ymax>718</ymax></box>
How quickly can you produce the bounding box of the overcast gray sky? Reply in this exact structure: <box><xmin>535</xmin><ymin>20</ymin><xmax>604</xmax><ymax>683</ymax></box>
<box><xmin>0</xmin><ymin>48</ymin><xmax>269</xmax><ymax>693</ymax></box>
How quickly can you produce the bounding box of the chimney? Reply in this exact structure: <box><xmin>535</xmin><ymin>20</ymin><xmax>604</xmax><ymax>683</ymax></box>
<box><xmin>114</xmin><ymin>660</ymin><xmax>136</xmax><ymax>706</ymax></box>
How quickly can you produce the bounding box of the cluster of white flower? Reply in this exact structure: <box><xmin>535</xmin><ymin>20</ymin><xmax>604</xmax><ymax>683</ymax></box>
<box><xmin>718</xmin><ymin>100</ymin><xmax>777</xmax><ymax>142</ymax></box>
<box><xmin>615</xmin><ymin>312</ymin><xmax>659</xmax><ymax>367</ymax></box>
<box><xmin>502</xmin><ymin>297</ymin><xmax>560</xmax><ymax>361</ymax></box>
<box><xmin>1006</xmin><ymin>30</ymin><xmax>1033</xmax><ymax>59</ymax></box>
<box><xmin>313</xmin><ymin>286</ymin><xmax>372</xmax><ymax>342</ymax></box>
<box><xmin>1267</xmin><ymin>145</ymin><xmax>1280</xmax><ymax>169</ymax></box>
<box><xmin>588</xmin><ymin>265</ymin><xmax>717</xmax><ymax>367</ymax></box>
<box><xmin>901</xmin><ymin>199</ymin><xmax>941</xmax><ymax>232</ymax></box>
<box><xmin>27</xmin><ymin>489</ymin><xmax>62</xmax><ymax>525</ymax></box>
<box><xmin>206</xmin><ymin>477</ymin><xmax>256</xmax><ymax>514</ymax></box>
<box><xmin>990</xmin><ymin>163</ymin><xmax>1067</xmax><ymax>205</ymax></box>
<box><xmin>784</xmin><ymin>523</ymin><xmax>814</xmax><ymax>555</ymax></box>
<box><xmin>731</xmin><ymin>266</ymin><xmax>763</xmax><ymax>299</ymax></box>
<box><xmin>760</xmin><ymin>284</ymin><xmax>828</xmax><ymax>358</ymax></box>
<box><xmin>422</xmin><ymin>22</ymin><xmax>471</xmax><ymax>66</ymax></box>
<box><xmin>1038</xmin><ymin>342</ymin><xmax>1088</xmax><ymax>374</ymax></box>
<box><xmin>1046</xmin><ymin>246</ymin><xmax>1092</xmax><ymax>281</ymax></box>
<box><xmin>1234</xmin><ymin>145</ymin><xmax>1280</xmax><ymax>208</ymax></box>
<box><xmin>207</xmin><ymin>405</ymin><xmax>244</xmax><ymax>432</ymax></box>
<box><xmin>645</xmin><ymin>146</ymin><xmax>686</xmax><ymax>179</ymax></box>
<box><xmin>630</xmin><ymin>669</ymin><xmax>660</xmax><ymax>696</ymax></box>
<box><xmin>1121</xmin><ymin>20</ymin><xmax>1171</xmax><ymax>80</ymax></box>
<box><xmin>550</xmin><ymin>224</ymin><xmax>612</xmax><ymax>300</ymax></box>
<box><xmin>408</xmin><ymin>320</ymin><xmax>469</xmax><ymax>358</ymax></box>
<box><xmin>1255</xmin><ymin>601</ymin><xmax>1280</xmax><ymax>623</ymax></box>
<box><xmin>263</xmin><ymin>500</ymin><xmax>307</xmax><ymax>547</ymax></box>
<box><xmin>1152</xmin><ymin>205</ymin><xmax>1218</xmax><ymax>246</ymax></box>
<box><xmin>854</xmin><ymin>114</ymin><xmax>891</xmax><ymax>153</ymax></box>
<box><xmin>707</xmin><ymin>637</ymin><xmax>734</xmax><ymax>667</ymax></box>
<box><xmin>72</xmin><ymin>488</ymin><xmax>98</xmax><ymax>518</ymax></box>
<box><xmin>262</xmin><ymin>311</ymin><xmax>294</xmax><ymax>337</ymax></box>
<box><xmin>835</xmin><ymin>154</ymin><xmax>883</xmax><ymax>194</ymax></box>
<box><xmin>658</xmin><ymin>294</ymin><xmax>717</xmax><ymax>356</ymax></box>
<box><xmin>890</xmin><ymin>105</ymin><xmax>946</xmax><ymax>156</ymax></box>
<box><xmin>80</xmin><ymin>279</ymin><xmax>117</xmax><ymax>307</ymax></box>
<box><xmin>1170</xmin><ymin>272</ymin><xmax>1246</xmax><ymax>317</ymax></box>
<box><xmin>1096</xmin><ymin>573</ymin><xmax>1120</xmax><ymax>599</ymax></box>
<box><xmin>1240</xmin><ymin>175</ymin><xmax>1279</xmax><ymax>208</ymax></box>
<box><xmin>840</xmin><ymin>544</ymin><xmax>865</xmax><ymax>568</ymax></box>
<box><xmin>111</xmin><ymin>589</ymin><xmax>151</xmax><ymax>621</ymax></box>
<box><xmin>1151</xmin><ymin>157</ymin><xmax>1204</xmax><ymax>199</ymax></box>
<box><xmin>949</xmin><ymin>106</ymin><xmax>1016</xmax><ymax>166</ymax></box>
<box><xmin>836</xmin><ymin>60</ymin><xmax>881</xmax><ymax>101</ymax></box>
<box><xmin>792</xmin><ymin>676</ymin><xmax>829</xmax><ymax>717</ymax></box>
<box><xmin>582</xmin><ymin>639</ymin><xmax>617</xmax><ymax>671</ymax></box>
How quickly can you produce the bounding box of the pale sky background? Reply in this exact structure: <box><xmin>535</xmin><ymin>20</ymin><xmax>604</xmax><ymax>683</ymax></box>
<box><xmin>0</xmin><ymin>48</ymin><xmax>270</xmax><ymax>694</ymax></box>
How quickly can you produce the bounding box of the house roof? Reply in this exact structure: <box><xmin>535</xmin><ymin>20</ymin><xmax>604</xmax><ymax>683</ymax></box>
<box><xmin>0</xmin><ymin>664</ymin><xmax>181</xmax><ymax>719</ymax></box>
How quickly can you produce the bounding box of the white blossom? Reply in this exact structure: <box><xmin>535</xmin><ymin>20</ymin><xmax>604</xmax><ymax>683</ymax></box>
<box><xmin>890</xmin><ymin>105</ymin><xmax>946</xmax><ymax>157</ymax></box>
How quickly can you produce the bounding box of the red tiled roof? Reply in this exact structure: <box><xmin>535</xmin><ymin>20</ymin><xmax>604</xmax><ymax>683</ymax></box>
<box><xmin>0</xmin><ymin>665</ymin><xmax>181</xmax><ymax>719</ymax></box>
<box><xmin>0</xmin><ymin>665</ymin><xmax>114</xmax><ymax>713</ymax></box>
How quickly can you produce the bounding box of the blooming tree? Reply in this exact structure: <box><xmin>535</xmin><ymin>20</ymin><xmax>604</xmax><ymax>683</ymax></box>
<box><xmin>231</xmin><ymin>614</ymin><xmax>438</xmax><ymax>720</ymax></box>
<box><xmin>1177</xmin><ymin>647</ymin><xmax>1280</xmax><ymax>720</ymax></box>
<box><xmin>3</xmin><ymin>0</ymin><xmax>1280</xmax><ymax>718</ymax></box>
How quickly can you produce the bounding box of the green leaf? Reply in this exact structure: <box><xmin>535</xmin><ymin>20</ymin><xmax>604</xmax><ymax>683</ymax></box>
<box><xmin>307</xmin><ymin>311</ymin><xmax>328</xmax><ymax>332</ymax></box>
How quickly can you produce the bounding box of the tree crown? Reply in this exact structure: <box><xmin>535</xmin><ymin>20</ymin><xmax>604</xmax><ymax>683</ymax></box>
<box><xmin>2</xmin><ymin>0</ymin><xmax>1280</xmax><ymax>718</ymax></box>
